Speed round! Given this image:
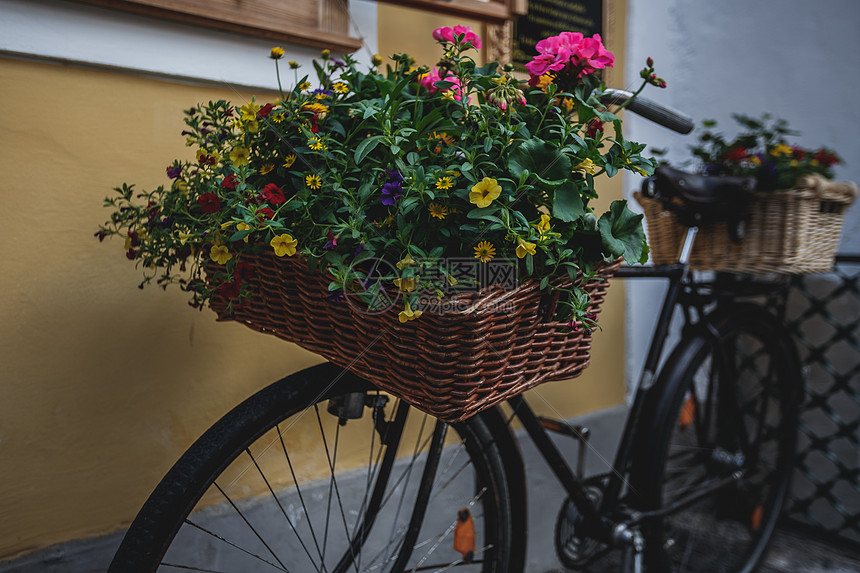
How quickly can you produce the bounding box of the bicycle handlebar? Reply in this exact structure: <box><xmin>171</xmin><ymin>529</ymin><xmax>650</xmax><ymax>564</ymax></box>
<box><xmin>601</xmin><ymin>88</ymin><xmax>694</xmax><ymax>134</ymax></box>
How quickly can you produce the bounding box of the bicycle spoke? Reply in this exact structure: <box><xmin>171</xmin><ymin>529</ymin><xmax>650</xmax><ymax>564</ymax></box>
<box><xmin>245</xmin><ymin>448</ymin><xmax>323</xmax><ymax>571</ymax></box>
<box><xmin>180</xmin><ymin>517</ymin><xmax>289</xmax><ymax>572</ymax></box>
<box><xmin>277</xmin><ymin>424</ymin><xmax>327</xmax><ymax>565</ymax></box>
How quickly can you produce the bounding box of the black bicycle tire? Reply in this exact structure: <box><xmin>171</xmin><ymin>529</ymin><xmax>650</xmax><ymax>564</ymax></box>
<box><xmin>631</xmin><ymin>305</ymin><xmax>801</xmax><ymax>573</ymax></box>
<box><xmin>108</xmin><ymin>362</ymin><xmax>524</xmax><ymax>573</ymax></box>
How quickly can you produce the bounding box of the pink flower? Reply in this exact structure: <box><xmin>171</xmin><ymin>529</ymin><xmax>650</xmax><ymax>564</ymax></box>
<box><xmin>432</xmin><ymin>25</ymin><xmax>481</xmax><ymax>50</ymax></box>
<box><xmin>526</xmin><ymin>32</ymin><xmax>614</xmax><ymax>81</ymax></box>
<box><xmin>432</xmin><ymin>27</ymin><xmax>455</xmax><ymax>43</ymax></box>
<box><xmin>419</xmin><ymin>68</ymin><xmax>468</xmax><ymax>102</ymax></box>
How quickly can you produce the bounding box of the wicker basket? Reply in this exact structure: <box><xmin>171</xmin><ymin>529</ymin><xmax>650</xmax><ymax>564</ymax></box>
<box><xmin>636</xmin><ymin>174</ymin><xmax>857</xmax><ymax>274</ymax></box>
<box><xmin>208</xmin><ymin>253</ymin><xmax>619</xmax><ymax>422</ymax></box>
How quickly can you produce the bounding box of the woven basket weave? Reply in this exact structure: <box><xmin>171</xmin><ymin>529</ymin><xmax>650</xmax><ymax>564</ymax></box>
<box><xmin>208</xmin><ymin>253</ymin><xmax>618</xmax><ymax>422</ymax></box>
<box><xmin>636</xmin><ymin>175</ymin><xmax>857</xmax><ymax>274</ymax></box>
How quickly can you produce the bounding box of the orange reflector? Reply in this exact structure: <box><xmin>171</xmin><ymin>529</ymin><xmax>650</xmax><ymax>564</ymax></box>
<box><xmin>751</xmin><ymin>504</ymin><xmax>764</xmax><ymax>532</ymax></box>
<box><xmin>679</xmin><ymin>395</ymin><xmax>696</xmax><ymax>430</ymax></box>
<box><xmin>454</xmin><ymin>507</ymin><xmax>475</xmax><ymax>562</ymax></box>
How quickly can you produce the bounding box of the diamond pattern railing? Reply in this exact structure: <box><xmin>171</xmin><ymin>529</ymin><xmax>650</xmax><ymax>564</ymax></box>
<box><xmin>783</xmin><ymin>255</ymin><xmax>860</xmax><ymax>548</ymax></box>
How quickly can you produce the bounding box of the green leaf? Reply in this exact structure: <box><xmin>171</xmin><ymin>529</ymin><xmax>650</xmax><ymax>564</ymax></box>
<box><xmin>508</xmin><ymin>138</ymin><xmax>571</xmax><ymax>182</ymax></box>
<box><xmin>552</xmin><ymin>181</ymin><xmax>585</xmax><ymax>222</ymax></box>
<box><xmin>354</xmin><ymin>136</ymin><xmax>383</xmax><ymax>165</ymax></box>
<box><xmin>466</xmin><ymin>207</ymin><xmax>503</xmax><ymax>225</ymax></box>
<box><xmin>228</xmin><ymin>229</ymin><xmax>251</xmax><ymax>242</ymax></box>
<box><xmin>597</xmin><ymin>200</ymin><xmax>649</xmax><ymax>264</ymax></box>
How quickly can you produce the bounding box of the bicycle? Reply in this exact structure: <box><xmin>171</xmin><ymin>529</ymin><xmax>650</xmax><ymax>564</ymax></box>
<box><xmin>107</xmin><ymin>96</ymin><xmax>802</xmax><ymax>573</ymax></box>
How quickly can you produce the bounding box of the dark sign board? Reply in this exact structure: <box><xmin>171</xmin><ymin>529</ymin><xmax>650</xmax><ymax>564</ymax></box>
<box><xmin>513</xmin><ymin>0</ymin><xmax>603</xmax><ymax>69</ymax></box>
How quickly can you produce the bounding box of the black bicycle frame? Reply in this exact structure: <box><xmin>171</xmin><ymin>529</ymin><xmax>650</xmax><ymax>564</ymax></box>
<box><xmin>503</xmin><ymin>228</ymin><xmax>701</xmax><ymax>544</ymax></box>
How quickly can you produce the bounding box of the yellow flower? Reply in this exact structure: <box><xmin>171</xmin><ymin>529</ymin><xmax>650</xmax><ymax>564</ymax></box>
<box><xmin>270</xmin><ymin>233</ymin><xmax>298</xmax><ymax>257</ymax></box>
<box><xmin>241</xmin><ymin>118</ymin><xmax>260</xmax><ymax>133</ymax></box>
<box><xmin>398</xmin><ymin>300</ymin><xmax>423</xmax><ymax>323</ymax></box>
<box><xmin>535</xmin><ymin>213</ymin><xmax>552</xmax><ymax>238</ymax></box>
<box><xmin>332</xmin><ymin>82</ymin><xmax>349</xmax><ymax>94</ymax></box>
<box><xmin>220</xmin><ymin>221</ymin><xmax>235</xmax><ymax>230</ymax></box>
<box><xmin>574</xmin><ymin>158</ymin><xmax>598</xmax><ymax>175</ymax></box>
<box><xmin>558</xmin><ymin>97</ymin><xmax>575</xmax><ymax>114</ymax></box>
<box><xmin>428</xmin><ymin>202</ymin><xmax>448</xmax><ymax>219</ymax></box>
<box><xmin>288</xmin><ymin>61</ymin><xmax>299</xmax><ymax>69</ymax></box>
<box><xmin>272</xmin><ymin>111</ymin><xmax>285</xmax><ymax>123</ymax></box>
<box><xmin>308</xmin><ymin>137</ymin><xmax>327</xmax><ymax>151</ymax></box>
<box><xmin>535</xmin><ymin>73</ymin><xmax>553</xmax><ymax>91</ymax></box>
<box><xmin>474</xmin><ymin>241</ymin><xmax>496</xmax><ymax>263</ymax></box>
<box><xmin>790</xmin><ymin>159</ymin><xmax>799</xmax><ymax>167</ymax></box>
<box><xmin>396</xmin><ymin>255</ymin><xmax>416</xmax><ymax>270</ymax></box>
<box><xmin>260</xmin><ymin>163</ymin><xmax>274</xmax><ymax>175</ymax></box>
<box><xmin>305</xmin><ymin>173</ymin><xmax>323</xmax><ymax>189</ymax></box>
<box><xmin>173</xmin><ymin>180</ymin><xmax>188</xmax><ymax>194</ymax></box>
<box><xmin>435</xmin><ymin>176</ymin><xmax>454</xmax><ymax>190</ymax></box>
<box><xmin>298</xmin><ymin>81</ymin><xmax>311</xmax><ymax>91</ymax></box>
<box><xmin>469</xmin><ymin>177</ymin><xmax>502</xmax><ymax>208</ymax></box>
<box><xmin>283</xmin><ymin>154</ymin><xmax>297</xmax><ymax>168</ymax></box>
<box><xmin>178</xmin><ymin>231</ymin><xmax>192</xmax><ymax>245</ymax></box>
<box><xmin>321</xmin><ymin>49</ymin><xmax>331</xmax><ymax>60</ymax></box>
<box><xmin>210</xmin><ymin>244</ymin><xmax>233</xmax><ymax>265</ymax></box>
<box><xmin>749</xmin><ymin>155</ymin><xmax>762</xmax><ymax>166</ymax></box>
<box><xmin>239</xmin><ymin>102</ymin><xmax>260</xmax><ymax>121</ymax></box>
<box><xmin>770</xmin><ymin>143</ymin><xmax>792</xmax><ymax>157</ymax></box>
<box><xmin>515</xmin><ymin>237</ymin><xmax>536</xmax><ymax>259</ymax></box>
<box><xmin>229</xmin><ymin>146</ymin><xmax>250</xmax><ymax>166</ymax></box>
<box><xmin>302</xmin><ymin>102</ymin><xmax>329</xmax><ymax>114</ymax></box>
<box><xmin>393</xmin><ymin>277</ymin><xmax>419</xmax><ymax>292</ymax></box>
<box><xmin>270</xmin><ymin>46</ymin><xmax>285</xmax><ymax>60</ymax></box>
<box><xmin>371</xmin><ymin>54</ymin><xmax>384</xmax><ymax>66</ymax></box>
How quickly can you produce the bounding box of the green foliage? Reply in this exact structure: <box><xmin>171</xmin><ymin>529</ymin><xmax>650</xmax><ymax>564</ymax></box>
<box><xmin>687</xmin><ymin>114</ymin><xmax>842</xmax><ymax>191</ymax></box>
<box><xmin>97</xmin><ymin>35</ymin><xmax>660</xmax><ymax>324</ymax></box>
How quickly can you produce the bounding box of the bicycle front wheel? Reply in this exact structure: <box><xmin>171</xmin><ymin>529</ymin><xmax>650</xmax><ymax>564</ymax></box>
<box><xmin>633</xmin><ymin>305</ymin><xmax>801</xmax><ymax>573</ymax></box>
<box><xmin>108</xmin><ymin>362</ymin><xmax>522</xmax><ymax>573</ymax></box>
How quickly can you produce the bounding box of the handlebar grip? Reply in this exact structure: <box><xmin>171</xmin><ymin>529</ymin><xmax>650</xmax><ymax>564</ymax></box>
<box><xmin>600</xmin><ymin>89</ymin><xmax>694</xmax><ymax>134</ymax></box>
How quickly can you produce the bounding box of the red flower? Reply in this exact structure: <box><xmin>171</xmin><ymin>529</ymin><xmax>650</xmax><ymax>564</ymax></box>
<box><xmin>216</xmin><ymin>280</ymin><xmax>241</xmax><ymax>299</ymax></box>
<box><xmin>586</xmin><ymin>118</ymin><xmax>604</xmax><ymax>139</ymax></box>
<box><xmin>262</xmin><ymin>183</ymin><xmax>286</xmax><ymax>205</ymax></box>
<box><xmin>258</xmin><ymin>103</ymin><xmax>275</xmax><ymax>117</ymax></box>
<box><xmin>813</xmin><ymin>149</ymin><xmax>840</xmax><ymax>167</ymax></box>
<box><xmin>792</xmin><ymin>146</ymin><xmax>807</xmax><ymax>160</ymax></box>
<box><xmin>724</xmin><ymin>147</ymin><xmax>747</xmax><ymax>162</ymax></box>
<box><xmin>222</xmin><ymin>174</ymin><xmax>239</xmax><ymax>189</ymax></box>
<box><xmin>198</xmin><ymin>192</ymin><xmax>221</xmax><ymax>214</ymax></box>
<box><xmin>256</xmin><ymin>207</ymin><xmax>275</xmax><ymax>221</ymax></box>
<box><xmin>310</xmin><ymin>115</ymin><xmax>320</xmax><ymax>133</ymax></box>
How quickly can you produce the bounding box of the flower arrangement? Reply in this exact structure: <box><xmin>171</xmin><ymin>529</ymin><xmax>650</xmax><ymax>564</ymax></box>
<box><xmin>97</xmin><ymin>27</ymin><xmax>663</xmax><ymax>328</ymax></box>
<box><xmin>686</xmin><ymin>114</ymin><xmax>842</xmax><ymax>191</ymax></box>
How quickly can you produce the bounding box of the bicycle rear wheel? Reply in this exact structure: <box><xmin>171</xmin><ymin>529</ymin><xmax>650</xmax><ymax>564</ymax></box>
<box><xmin>633</xmin><ymin>305</ymin><xmax>801</xmax><ymax>573</ymax></box>
<box><xmin>108</xmin><ymin>362</ymin><xmax>522</xmax><ymax>573</ymax></box>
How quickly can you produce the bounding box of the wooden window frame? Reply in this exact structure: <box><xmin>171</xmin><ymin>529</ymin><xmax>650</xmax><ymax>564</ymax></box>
<box><xmin>68</xmin><ymin>0</ymin><xmax>362</xmax><ymax>52</ymax></box>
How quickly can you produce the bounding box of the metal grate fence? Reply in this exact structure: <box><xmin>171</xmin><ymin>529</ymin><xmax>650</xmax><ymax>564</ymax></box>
<box><xmin>784</xmin><ymin>255</ymin><xmax>860</xmax><ymax>548</ymax></box>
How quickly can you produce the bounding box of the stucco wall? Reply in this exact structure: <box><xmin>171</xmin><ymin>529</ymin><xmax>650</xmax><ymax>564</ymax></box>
<box><xmin>0</xmin><ymin>0</ymin><xmax>631</xmax><ymax>563</ymax></box>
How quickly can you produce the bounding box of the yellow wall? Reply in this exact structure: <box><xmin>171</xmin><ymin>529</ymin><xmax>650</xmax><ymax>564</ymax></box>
<box><xmin>0</xmin><ymin>1</ymin><xmax>627</xmax><ymax>560</ymax></box>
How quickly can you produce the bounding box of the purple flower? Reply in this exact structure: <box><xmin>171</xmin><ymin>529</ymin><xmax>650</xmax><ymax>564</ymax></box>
<box><xmin>166</xmin><ymin>165</ymin><xmax>181</xmax><ymax>179</ymax></box>
<box><xmin>353</xmin><ymin>244</ymin><xmax>365</xmax><ymax>256</ymax></box>
<box><xmin>311</xmin><ymin>88</ymin><xmax>334</xmax><ymax>97</ymax></box>
<box><xmin>327</xmin><ymin>291</ymin><xmax>345</xmax><ymax>304</ymax></box>
<box><xmin>381</xmin><ymin>181</ymin><xmax>402</xmax><ymax>205</ymax></box>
